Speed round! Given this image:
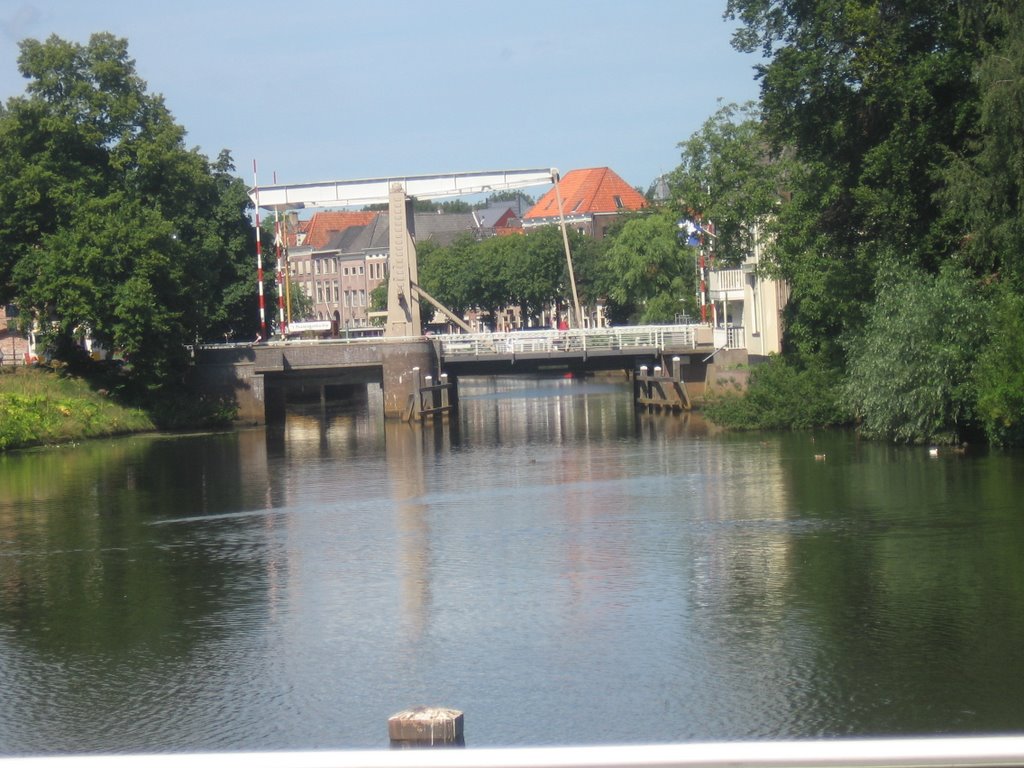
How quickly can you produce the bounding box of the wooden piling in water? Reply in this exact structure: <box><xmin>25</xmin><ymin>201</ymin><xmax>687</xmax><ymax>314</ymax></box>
<box><xmin>388</xmin><ymin>706</ymin><xmax>464</xmax><ymax>747</ymax></box>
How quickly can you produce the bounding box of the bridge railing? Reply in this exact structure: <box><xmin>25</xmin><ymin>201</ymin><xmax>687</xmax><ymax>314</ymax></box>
<box><xmin>436</xmin><ymin>325</ymin><xmax>702</xmax><ymax>358</ymax></box>
<box><xmin>712</xmin><ymin>325</ymin><xmax>746</xmax><ymax>350</ymax></box>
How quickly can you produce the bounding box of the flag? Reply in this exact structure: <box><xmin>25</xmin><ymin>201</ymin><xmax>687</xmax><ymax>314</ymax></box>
<box><xmin>677</xmin><ymin>218</ymin><xmax>714</xmax><ymax>246</ymax></box>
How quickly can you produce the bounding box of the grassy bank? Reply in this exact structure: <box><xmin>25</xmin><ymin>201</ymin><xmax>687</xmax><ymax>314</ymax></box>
<box><xmin>0</xmin><ymin>366</ymin><xmax>156</xmax><ymax>450</ymax></box>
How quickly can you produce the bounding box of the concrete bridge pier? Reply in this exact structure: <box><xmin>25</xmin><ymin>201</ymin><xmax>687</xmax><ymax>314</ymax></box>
<box><xmin>382</xmin><ymin>341</ymin><xmax>440</xmax><ymax>421</ymax></box>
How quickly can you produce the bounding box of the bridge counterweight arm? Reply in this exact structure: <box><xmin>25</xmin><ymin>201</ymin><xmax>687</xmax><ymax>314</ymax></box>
<box><xmin>249</xmin><ymin>168</ymin><xmax>557</xmax><ymax>211</ymax></box>
<box><xmin>410</xmin><ymin>282</ymin><xmax>473</xmax><ymax>334</ymax></box>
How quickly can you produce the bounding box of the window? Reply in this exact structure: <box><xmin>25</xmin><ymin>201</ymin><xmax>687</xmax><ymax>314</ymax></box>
<box><xmin>613</xmin><ymin>195</ymin><xmax>624</xmax><ymax>209</ymax></box>
<box><xmin>359</xmin><ymin>289</ymin><xmax>366</xmax><ymax>307</ymax></box>
<box><xmin>358</xmin><ymin>265</ymin><xmax>364</xmax><ymax>275</ymax></box>
<box><xmin>316</xmin><ymin>284</ymin><xmax>323</xmax><ymax>303</ymax></box>
<box><xmin>344</xmin><ymin>267</ymin><xmax>349</xmax><ymax>276</ymax></box>
<box><xmin>333</xmin><ymin>281</ymin><xmax>339</xmax><ymax>302</ymax></box>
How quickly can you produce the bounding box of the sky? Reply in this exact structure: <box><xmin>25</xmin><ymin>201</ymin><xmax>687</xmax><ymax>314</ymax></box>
<box><xmin>0</xmin><ymin>1</ymin><xmax>763</xmax><ymax>197</ymax></box>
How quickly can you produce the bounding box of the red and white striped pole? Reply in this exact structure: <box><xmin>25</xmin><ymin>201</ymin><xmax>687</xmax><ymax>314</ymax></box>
<box><xmin>253</xmin><ymin>160</ymin><xmax>267</xmax><ymax>341</ymax></box>
<box><xmin>273</xmin><ymin>172</ymin><xmax>287</xmax><ymax>336</ymax></box>
<box><xmin>699</xmin><ymin>249</ymin><xmax>707</xmax><ymax>323</ymax></box>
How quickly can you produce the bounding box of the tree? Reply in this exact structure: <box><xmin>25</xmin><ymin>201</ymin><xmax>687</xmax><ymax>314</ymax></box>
<box><xmin>603</xmin><ymin>211</ymin><xmax>694</xmax><ymax>323</ymax></box>
<box><xmin>0</xmin><ymin>33</ymin><xmax>255</xmax><ymax>390</ymax></box>
<box><xmin>941</xmin><ymin>3</ymin><xmax>1024</xmax><ymax>283</ymax></box>
<box><xmin>417</xmin><ymin>235</ymin><xmax>478</xmax><ymax>319</ymax></box>
<box><xmin>285</xmin><ymin>279</ymin><xmax>315</xmax><ymax>323</ymax></box>
<box><xmin>725</xmin><ymin>0</ymin><xmax>981</xmax><ymax>365</ymax></box>
<box><xmin>973</xmin><ymin>285</ymin><xmax>1024</xmax><ymax>446</ymax></box>
<box><xmin>670</xmin><ymin>101</ymin><xmax>786</xmax><ymax>265</ymax></box>
<box><xmin>514</xmin><ymin>227</ymin><xmax>570</xmax><ymax>323</ymax></box>
<box><xmin>844</xmin><ymin>259</ymin><xmax>985</xmax><ymax>444</ymax></box>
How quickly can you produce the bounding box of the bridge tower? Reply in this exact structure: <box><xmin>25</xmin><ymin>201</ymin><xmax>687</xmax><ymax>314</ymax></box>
<box><xmin>385</xmin><ymin>183</ymin><xmax>421</xmax><ymax>337</ymax></box>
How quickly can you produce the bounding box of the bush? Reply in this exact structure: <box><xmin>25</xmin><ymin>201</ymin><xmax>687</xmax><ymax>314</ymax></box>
<box><xmin>704</xmin><ymin>355</ymin><xmax>850</xmax><ymax>430</ymax></box>
<box><xmin>844</xmin><ymin>261</ymin><xmax>985</xmax><ymax>444</ymax></box>
<box><xmin>0</xmin><ymin>367</ymin><xmax>155</xmax><ymax>450</ymax></box>
<box><xmin>974</xmin><ymin>285</ymin><xmax>1024</xmax><ymax>446</ymax></box>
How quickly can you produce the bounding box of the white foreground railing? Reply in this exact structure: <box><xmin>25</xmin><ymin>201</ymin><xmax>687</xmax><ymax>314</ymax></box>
<box><xmin>4</xmin><ymin>737</ymin><xmax>1024</xmax><ymax>768</ymax></box>
<box><xmin>436</xmin><ymin>325</ymin><xmax>701</xmax><ymax>358</ymax></box>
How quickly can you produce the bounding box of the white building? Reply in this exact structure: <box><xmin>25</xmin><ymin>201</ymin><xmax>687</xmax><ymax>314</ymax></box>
<box><xmin>705</xmin><ymin>224</ymin><xmax>790</xmax><ymax>357</ymax></box>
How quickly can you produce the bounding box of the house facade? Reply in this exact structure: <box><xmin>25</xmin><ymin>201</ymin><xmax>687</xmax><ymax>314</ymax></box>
<box><xmin>705</xmin><ymin>224</ymin><xmax>789</xmax><ymax>357</ymax></box>
<box><xmin>283</xmin><ymin>207</ymin><xmax>522</xmax><ymax>329</ymax></box>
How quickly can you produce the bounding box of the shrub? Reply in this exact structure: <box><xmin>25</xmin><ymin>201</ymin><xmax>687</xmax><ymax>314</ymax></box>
<box><xmin>704</xmin><ymin>355</ymin><xmax>850</xmax><ymax>430</ymax></box>
<box><xmin>844</xmin><ymin>261</ymin><xmax>985</xmax><ymax>444</ymax></box>
<box><xmin>974</xmin><ymin>285</ymin><xmax>1024</xmax><ymax>446</ymax></box>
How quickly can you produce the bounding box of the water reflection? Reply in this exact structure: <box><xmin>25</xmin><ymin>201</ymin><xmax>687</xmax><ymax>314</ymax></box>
<box><xmin>1</xmin><ymin>378</ymin><xmax>1024</xmax><ymax>755</ymax></box>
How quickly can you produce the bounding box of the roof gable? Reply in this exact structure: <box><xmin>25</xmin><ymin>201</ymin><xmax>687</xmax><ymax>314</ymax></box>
<box><xmin>302</xmin><ymin>211</ymin><xmax>378</xmax><ymax>248</ymax></box>
<box><xmin>523</xmin><ymin>167</ymin><xmax>646</xmax><ymax>221</ymax></box>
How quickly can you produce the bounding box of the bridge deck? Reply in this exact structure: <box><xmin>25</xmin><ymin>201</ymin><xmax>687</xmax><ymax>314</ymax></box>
<box><xmin>434</xmin><ymin>325</ymin><xmax>710</xmax><ymax>375</ymax></box>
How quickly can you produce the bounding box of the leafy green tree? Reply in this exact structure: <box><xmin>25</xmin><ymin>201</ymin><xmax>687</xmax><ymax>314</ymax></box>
<box><xmin>844</xmin><ymin>259</ymin><xmax>985</xmax><ymax>444</ymax></box>
<box><xmin>0</xmin><ymin>33</ymin><xmax>255</xmax><ymax>389</ymax></box>
<box><xmin>670</xmin><ymin>101</ymin><xmax>786</xmax><ymax>265</ymax></box>
<box><xmin>603</xmin><ymin>211</ymin><xmax>694</xmax><ymax>323</ymax></box>
<box><xmin>369</xmin><ymin>279</ymin><xmax>388</xmax><ymax>325</ymax></box>
<box><xmin>516</xmin><ymin>227</ymin><xmax>570</xmax><ymax>323</ymax></box>
<box><xmin>566</xmin><ymin>231</ymin><xmax>612</xmax><ymax>323</ymax></box>
<box><xmin>725</xmin><ymin>0</ymin><xmax>981</xmax><ymax>365</ymax></box>
<box><xmin>941</xmin><ymin>3</ymin><xmax>1024</xmax><ymax>284</ymax></box>
<box><xmin>418</xmin><ymin>235</ymin><xmax>478</xmax><ymax>319</ymax></box>
<box><xmin>285</xmin><ymin>279</ymin><xmax>315</xmax><ymax>323</ymax></box>
<box><xmin>973</xmin><ymin>285</ymin><xmax>1024</xmax><ymax>446</ymax></box>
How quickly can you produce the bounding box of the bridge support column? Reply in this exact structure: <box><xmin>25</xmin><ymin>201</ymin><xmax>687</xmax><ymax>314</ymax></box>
<box><xmin>382</xmin><ymin>341</ymin><xmax>438</xmax><ymax>420</ymax></box>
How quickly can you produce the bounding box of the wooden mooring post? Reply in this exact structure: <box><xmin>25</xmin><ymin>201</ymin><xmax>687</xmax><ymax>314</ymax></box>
<box><xmin>388</xmin><ymin>706</ymin><xmax>465</xmax><ymax>747</ymax></box>
<box><xmin>635</xmin><ymin>358</ymin><xmax>692</xmax><ymax>412</ymax></box>
<box><xmin>416</xmin><ymin>372</ymin><xmax>456</xmax><ymax>422</ymax></box>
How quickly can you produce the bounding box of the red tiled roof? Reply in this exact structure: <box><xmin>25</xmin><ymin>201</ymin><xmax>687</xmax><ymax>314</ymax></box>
<box><xmin>302</xmin><ymin>211</ymin><xmax>378</xmax><ymax>248</ymax></box>
<box><xmin>523</xmin><ymin>167</ymin><xmax>647</xmax><ymax>221</ymax></box>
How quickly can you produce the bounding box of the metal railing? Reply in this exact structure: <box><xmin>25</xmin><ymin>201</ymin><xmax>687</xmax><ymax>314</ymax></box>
<box><xmin>709</xmin><ymin>268</ymin><xmax>745</xmax><ymax>293</ymax></box>
<box><xmin>436</xmin><ymin>325</ymin><xmax>702</xmax><ymax>358</ymax></box>
<box><xmin>712</xmin><ymin>326</ymin><xmax>746</xmax><ymax>350</ymax></box>
<box><xmin>4</xmin><ymin>736</ymin><xmax>1024</xmax><ymax>768</ymax></box>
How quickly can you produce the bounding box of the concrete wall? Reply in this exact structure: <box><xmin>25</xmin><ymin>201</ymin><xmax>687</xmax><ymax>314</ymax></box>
<box><xmin>188</xmin><ymin>346</ymin><xmax>266</xmax><ymax>425</ymax></box>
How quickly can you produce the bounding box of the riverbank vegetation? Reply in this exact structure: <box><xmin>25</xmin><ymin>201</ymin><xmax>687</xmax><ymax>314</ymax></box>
<box><xmin>683</xmin><ymin>2</ymin><xmax>1024</xmax><ymax>446</ymax></box>
<box><xmin>0</xmin><ymin>366</ymin><xmax>154</xmax><ymax>450</ymax></box>
<box><xmin>0</xmin><ymin>364</ymin><xmax>236</xmax><ymax>450</ymax></box>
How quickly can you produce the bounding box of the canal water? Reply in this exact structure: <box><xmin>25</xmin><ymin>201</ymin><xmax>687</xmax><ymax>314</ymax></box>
<box><xmin>1</xmin><ymin>376</ymin><xmax>1023</xmax><ymax>756</ymax></box>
